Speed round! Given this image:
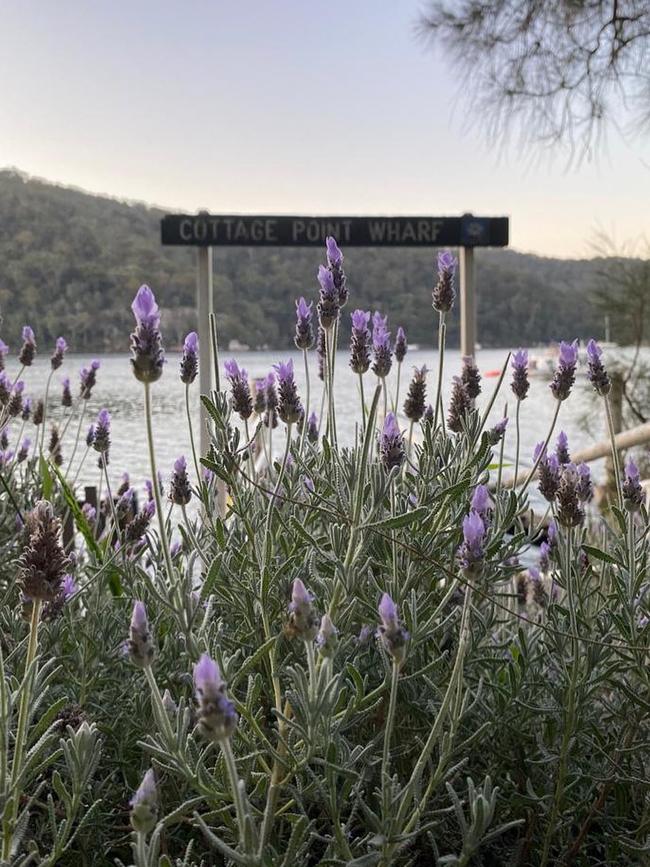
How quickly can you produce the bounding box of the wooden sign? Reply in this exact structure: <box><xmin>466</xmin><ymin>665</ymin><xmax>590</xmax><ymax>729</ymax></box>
<box><xmin>161</xmin><ymin>214</ymin><xmax>508</xmax><ymax>248</ymax></box>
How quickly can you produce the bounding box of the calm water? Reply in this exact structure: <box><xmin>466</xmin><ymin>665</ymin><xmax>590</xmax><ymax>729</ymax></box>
<box><xmin>2</xmin><ymin>348</ymin><xmax>614</xmax><ymax>496</ymax></box>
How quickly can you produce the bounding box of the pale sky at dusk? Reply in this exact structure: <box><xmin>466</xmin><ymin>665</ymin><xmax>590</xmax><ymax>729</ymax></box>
<box><xmin>0</xmin><ymin>1</ymin><xmax>648</xmax><ymax>258</ymax></box>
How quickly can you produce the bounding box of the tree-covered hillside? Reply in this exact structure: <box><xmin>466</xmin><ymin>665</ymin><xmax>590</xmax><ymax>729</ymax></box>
<box><xmin>0</xmin><ymin>169</ymin><xmax>618</xmax><ymax>352</ymax></box>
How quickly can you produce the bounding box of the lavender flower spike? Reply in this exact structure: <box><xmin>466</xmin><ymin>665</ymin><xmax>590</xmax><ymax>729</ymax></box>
<box><xmin>326</xmin><ymin>236</ymin><xmax>348</xmax><ymax>306</ymax></box>
<box><xmin>371</xmin><ymin>323</ymin><xmax>392</xmax><ymax>379</ymax></box>
<box><xmin>224</xmin><ymin>359</ymin><xmax>253</xmax><ymax>420</ymax></box>
<box><xmin>19</xmin><ymin>326</ymin><xmax>36</xmax><ymax>367</ymax></box>
<box><xmin>447</xmin><ymin>376</ymin><xmax>472</xmax><ymax>433</ymax></box>
<box><xmin>555</xmin><ymin>431</ymin><xmax>570</xmax><ymax>465</ymax></box>
<box><xmin>403</xmin><ymin>365</ymin><xmax>427</xmax><ymax>422</ymax></box>
<box><xmin>586</xmin><ymin>338</ymin><xmax>611</xmax><ymax>396</ymax></box>
<box><xmin>549</xmin><ymin>339</ymin><xmax>579</xmax><ymax>401</ymax></box>
<box><xmin>274</xmin><ymin>359</ymin><xmax>303</xmax><ymax>425</ymax></box>
<box><xmin>50</xmin><ymin>336</ymin><xmax>68</xmax><ymax>370</ymax></box>
<box><xmin>510</xmin><ymin>349</ymin><xmax>529</xmax><ymax>401</ymax></box>
<box><xmin>130</xmin><ymin>768</ymin><xmax>158</xmax><ymax>834</ymax></box>
<box><xmin>316</xmin><ymin>613</ymin><xmax>338</xmax><ymax>657</ymax></box>
<box><xmin>461</xmin><ymin>355</ymin><xmax>481</xmax><ymax>401</ymax></box>
<box><xmin>180</xmin><ymin>331</ymin><xmax>199</xmax><ymax>384</ymax></box>
<box><xmin>458</xmin><ymin>511</ymin><xmax>486</xmax><ymax>578</ymax></box>
<box><xmin>377</xmin><ymin>593</ymin><xmax>409</xmax><ymax>667</ymax></box>
<box><xmin>307</xmin><ymin>411</ymin><xmax>318</xmax><ymax>444</ymax></box>
<box><xmin>61</xmin><ymin>377</ymin><xmax>72</xmax><ymax>408</ymax></box>
<box><xmin>317</xmin><ymin>265</ymin><xmax>339</xmax><ymax>329</ymax></box>
<box><xmin>93</xmin><ymin>409</ymin><xmax>111</xmax><ymax>455</ymax></box>
<box><xmin>432</xmin><ymin>250</ymin><xmax>457</xmax><ymax>313</ymax></box>
<box><xmin>350</xmin><ymin>309</ymin><xmax>371</xmax><ymax>375</ymax></box>
<box><xmin>128</xmin><ymin>600</ymin><xmax>154</xmax><ymax>668</ymax></box>
<box><xmin>79</xmin><ymin>360</ymin><xmax>100</xmax><ymax>399</ymax></box>
<box><xmin>287</xmin><ymin>578</ymin><xmax>319</xmax><ymax>641</ymax></box>
<box><xmin>379</xmin><ymin>412</ymin><xmax>404</xmax><ymax>471</ymax></box>
<box><xmin>194</xmin><ymin>652</ymin><xmax>238</xmax><ymax>742</ymax></box>
<box><xmin>622</xmin><ymin>459</ymin><xmax>645</xmax><ymax>512</ymax></box>
<box><xmin>170</xmin><ymin>455</ymin><xmax>192</xmax><ymax>506</ymax></box>
<box><xmin>130</xmin><ymin>285</ymin><xmax>165</xmax><ymax>383</ymax></box>
<box><xmin>394</xmin><ymin>326</ymin><xmax>407</xmax><ymax>364</ymax></box>
<box><xmin>294</xmin><ymin>297</ymin><xmax>314</xmax><ymax>350</ymax></box>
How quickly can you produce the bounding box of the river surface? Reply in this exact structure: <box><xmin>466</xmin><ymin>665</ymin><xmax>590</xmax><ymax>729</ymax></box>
<box><xmin>1</xmin><ymin>347</ymin><xmax>628</xmax><ymax>498</ymax></box>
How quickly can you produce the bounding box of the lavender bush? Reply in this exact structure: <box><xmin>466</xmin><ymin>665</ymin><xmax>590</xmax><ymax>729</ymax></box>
<box><xmin>0</xmin><ymin>244</ymin><xmax>648</xmax><ymax>866</ymax></box>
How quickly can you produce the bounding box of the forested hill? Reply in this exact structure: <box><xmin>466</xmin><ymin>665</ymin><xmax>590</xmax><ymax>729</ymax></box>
<box><xmin>0</xmin><ymin>169</ymin><xmax>612</xmax><ymax>353</ymax></box>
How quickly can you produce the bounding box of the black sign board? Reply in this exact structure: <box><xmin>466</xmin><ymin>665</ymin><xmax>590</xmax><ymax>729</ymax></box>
<box><xmin>161</xmin><ymin>214</ymin><xmax>508</xmax><ymax>248</ymax></box>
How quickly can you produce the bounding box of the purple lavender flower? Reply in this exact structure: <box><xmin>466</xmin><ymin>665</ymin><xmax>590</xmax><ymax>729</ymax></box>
<box><xmin>48</xmin><ymin>426</ymin><xmax>63</xmax><ymax>466</ymax></box>
<box><xmin>403</xmin><ymin>365</ymin><xmax>427</xmax><ymax>422</ymax></box>
<box><xmin>555</xmin><ymin>431</ymin><xmax>570</xmax><ymax>465</ymax></box>
<box><xmin>7</xmin><ymin>382</ymin><xmax>24</xmax><ymax>417</ymax></box>
<box><xmin>19</xmin><ymin>326</ymin><xmax>36</xmax><ymax>367</ymax></box>
<box><xmin>61</xmin><ymin>377</ymin><xmax>72</xmax><ymax>408</ymax></box>
<box><xmin>128</xmin><ymin>600</ymin><xmax>154</xmax><ymax>668</ymax></box>
<box><xmin>461</xmin><ymin>356</ymin><xmax>481</xmax><ymax>401</ymax></box>
<box><xmin>170</xmin><ymin>455</ymin><xmax>192</xmax><ymax>506</ymax></box>
<box><xmin>379</xmin><ymin>412</ymin><xmax>404</xmax><ymax>471</ymax></box>
<box><xmin>423</xmin><ymin>404</ymin><xmax>434</xmax><ymax>425</ymax></box>
<box><xmin>394</xmin><ymin>327</ymin><xmax>407</xmax><ymax>364</ymax></box>
<box><xmin>510</xmin><ymin>349</ymin><xmax>529</xmax><ymax>401</ymax></box>
<box><xmin>19</xmin><ymin>501</ymin><xmax>70</xmax><ymax>602</ymax></box>
<box><xmin>117</xmin><ymin>472</ymin><xmax>131</xmax><ymax>497</ymax></box>
<box><xmin>622</xmin><ymin>459</ymin><xmax>645</xmax><ymax>512</ymax></box>
<box><xmin>50</xmin><ymin>336</ymin><xmax>68</xmax><ymax>371</ymax></box>
<box><xmin>287</xmin><ymin>578</ymin><xmax>319</xmax><ymax>641</ymax></box>
<box><xmin>130</xmin><ymin>285</ymin><xmax>165</xmax><ymax>383</ymax></box>
<box><xmin>224</xmin><ymin>359</ymin><xmax>253</xmax><ymax>420</ymax></box>
<box><xmin>21</xmin><ymin>397</ymin><xmax>32</xmax><ymax>421</ymax></box>
<box><xmin>32</xmin><ymin>399</ymin><xmax>44</xmax><ymax>426</ymax></box>
<box><xmin>306</xmin><ymin>411</ymin><xmax>318</xmax><ymax>444</ymax></box>
<box><xmin>303</xmin><ymin>475</ymin><xmax>315</xmax><ymax>494</ymax></box>
<box><xmin>93</xmin><ymin>409</ymin><xmax>111</xmax><ymax>455</ymax></box>
<box><xmin>432</xmin><ymin>250</ymin><xmax>457</xmax><ymax>313</ymax></box>
<box><xmin>130</xmin><ymin>768</ymin><xmax>158</xmax><ymax>834</ymax></box>
<box><xmin>253</xmin><ymin>378</ymin><xmax>266</xmax><ymax>415</ymax></box>
<box><xmin>85</xmin><ymin>425</ymin><xmax>95</xmax><ymax>448</ymax></box>
<box><xmin>180</xmin><ymin>331</ymin><xmax>199</xmax><ymax>384</ymax></box>
<box><xmin>586</xmin><ymin>339</ymin><xmax>611</xmax><ymax>396</ymax></box>
<box><xmin>487</xmin><ymin>417</ymin><xmax>508</xmax><ymax>446</ymax></box>
<box><xmin>471</xmin><ymin>484</ymin><xmax>492</xmax><ymax>517</ymax></box>
<box><xmin>62</xmin><ymin>574</ymin><xmax>78</xmax><ymax>599</ymax></box>
<box><xmin>316</xmin><ymin>613</ymin><xmax>338</xmax><ymax>657</ymax></box>
<box><xmin>549</xmin><ymin>340</ymin><xmax>579</xmax><ymax>401</ymax></box>
<box><xmin>294</xmin><ymin>297</ymin><xmax>314</xmax><ymax>350</ymax></box>
<box><xmin>17</xmin><ymin>437</ymin><xmax>31</xmax><ymax>463</ymax></box>
<box><xmin>263</xmin><ymin>372</ymin><xmax>278</xmax><ymax>428</ymax></box>
<box><xmin>371</xmin><ymin>322</ymin><xmax>392</xmax><ymax>379</ymax></box>
<box><xmin>556</xmin><ymin>464</ymin><xmax>585</xmax><ymax>527</ymax></box>
<box><xmin>194</xmin><ymin>653</ymin><xmax>238</xmax><ymax>742</ymax></box>
<box><xmin>377</xmin><ymin>593</ymin><xmax>409</xmax><ymax>667</ymax></box>
<box><xmin>79</xmin><ymin>360</ymin><xmax>100</xmax><ymax>399</ymax></box>
<box><xmin>326</xmin><ymin>236</ymin><xmax>348</xmax><ymax>306</ymax></box>
<box><xmin>576</xmin><ymin>462</ymin><xmax>593</xmax><ymax>502</ymax></box>
<box><xmin>458</xmin><ymin>511</ymin><xmax>486</xmax><ymax>578</ymax></box>
<box><xmin>447</xmin><ymin>376</ymin><xmax>472</xmax><ymax>433</ymax></box>
<box><xmin>0</xmin><ymin>339</ymin><xmax>8</xmax><ymax>371</ymax></box>
<box><xmin>539</xmin><ymin>542</ymin><xmax>551</xmax><ymax>573</ymax></box>
<box><xmin>547</xmin><ymin>520</ymin><xmax>558</xmax><ymax>549</ymax></box>
<box><xmin>535</xmin><ymin>443</ymin><xmax>560</xmax><ymax>502</ymax></box>
<box><xmin>124</xmin><ymin>500</ymin><xmax>156</xmax><ymax>545</ymax></box>
<box><xmin>274</xmin><ymin>359</ymin><xmax>303</xmax><ymax>425</ymax></box>
<box><xmin>317</xmin><ymin>265</ymin><xmax>339</xmax><ymax>329</ymax></box>
<box><xmin>0</xmin><ymin>372</ymin><xmax>10</xmax><ymax>405</ymax></box>
<box><xmin>350</xmin><ymin>309</ymin><xmax>371</xmax><ymax>375</ymax></box>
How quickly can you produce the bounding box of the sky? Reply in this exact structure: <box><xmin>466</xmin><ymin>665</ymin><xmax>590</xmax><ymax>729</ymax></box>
<box><xmin>0</xmin><ymin>1</ymin><xmax>648</xmax><ymax>259</ymax></box>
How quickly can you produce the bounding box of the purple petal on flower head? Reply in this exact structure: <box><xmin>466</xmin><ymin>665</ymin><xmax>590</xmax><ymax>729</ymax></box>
<box><xmin>511</xmin><ymin>349</ymin><xmax>528</xmax><ymax>370</ymax></box>
<box><xmin>533</xmin><ymin>441</ymin><xmax>546</xmax><ymax>461</ymax></box>
<box><xmin>291</xmin><ymin>578</ymin><xmax>311</xmax><ymax>607</ymax></box>
<box><xmin>578</xmin><ymin>462</ymin><xmax>590</xmax><ymax>478</ymax></box>
<box><xmin>131</xmin><ymin>600</ymin><xmax>148</xmax><ymax>632</ymax></box>
<box><xmin>493</xmin><ymin>417</ymin><xmax>508</xmax><ymax>435</ymax></box>
<box><xmin>145</xmin><ymin>500</ymin><xmax>156</xmax><ymax>518</ymax></box>
<box><xmin>437</xmin><ymin>250</ymin><xmax>457</xmax><ymax>274</ymax></box>
<box><xmin>378</xmin><ymin>592</ymin><xmax>397</xmax><ymax>626</ymax></box>
<box><xmin>557</xmin><ymin>431</ymin><xmax>568</xmax><ymax>450</ymax></box>
<box><xmin>97</xmin><ymin>408</ymin><xmax>111</xmax><ymax>427</ymax></box>
<box><xmin>224</xmin><ymin>358</ymin><xmax>241</xmax><ymax>380</ymax></box>
<box><xmin>295</xmin><ymin>297</ymin><xmax>312</xmax><ymax>319</ymax></box>
<box><xmin>14</xmin><ymin>381</ymin><xmax>24</xmax><ymax>393</ymax></box>
<box><xmin>529</xmin><ymin>566</ymin><xmax>541</xmax><ymax>582</ymax></box>
<box><xmin>194</xmin><ymin>652</ymin><xmax>221</xmax><ymax>695</ymax></box>
<box><xmin>56</xmin><ymin>336</ymin><xmax>68</xmax><ymax>352</ymax></box>
<box><xmin>558</xmin><ymin>340</ymin><xmax>579</xmax><ymax>366</ymax></box>
<box><xmin>626</xmin><ymin>459</ymin><xmax>640</xmax><ymax>480</ymax></box>
<box><xmin>586</xmin><ymin>338</ymin><xmax>601</xmax><ymax>361</ymax></box>
<box><xmin>131</xmin><ymin>285</ymin><xmax>160</xmax><ymax>328</ymax></box>
<box><xmin>317</xmin><ymin>265</ymin><xmax>335</xmax><ymax>293</ymax></box>
<box><xmin>130</xmin><ymin>768</ymin><xmax>156</xmax><ymax>808</ymax></box>
<box><xmin>21</xmin><ymin>437</ymin><xmax>31</xmax><ymax>451</ymax></box>
<box><xmin>325</xmin><ymin>236</ymin><xmax>343</xmax><ymax>265</ymax></box>
<box><xmin>22</xmin><ymin>326</ymin><xmax>35</xmax><ymax>344</ymax></box>
<box><xmin>396</xmin><ymin>326</ymin><xmax>405</xmax><ymax>340</ymax></box>
<box><xmin>351</xmin><ymin>309</ymin><xmax>371</xmax><ymax>331</ymax></box>
<box><xmin>264</xmin><ymin>371</ymin><xmax>276</xmax><ymax>388</ymax></box>
<box><xmin>91</xmin><ymin>359</ymin><xmax>100</xmax><ymax>370</ymax></box>
<box><xmin>372</xmin><ymin>327</ymin><xmax>391</xmax><ymax>351</ymax></box>
<box><xmin>184</xmin><ymin>331</ymin><xmax>198</xmax><ymax>353</ymax></box>
<box><xmin>372</xmin><ymin>311</ymin><xmax>388</xmax><ymax>331</ymax></box>
<box><xmin>382</xmin><ymin>412</ymin><xmax>400</xmax><ymax>439</ymax></box>
<box><xmin>174</xmin><ymin>455</ymin><xmax>187</xmax><ymax>475</ymax></box>
<box><xmin>62</xmin><ymin>574</ymin><xmax>78</xmax><ymax>598</ymax></box>
<box><xmin>548</xmin><ymin>520</ymin><xmax>558</xmax><ymax>544</ymax></box>
<box><xmin>463</xmin><ymin>511</ymin><xmax>485</xmax><ymax>547</ymax></box>
<box><xmin>547</xmin><ymin>454</ymin><xmax>560</xmax><ymax>472</ymax></box>
<box><xmin>62</xmin><ymin>377</ymin><xmax>70</xmax><ymax>389</ymax></box>
<box><xmin>273</xmin><ymin>359</ymin><xmax>294</xmax><ymax>384</ymax></box>
<box><xmin>303</xmin><ymin>476</ymin><xmax>315</xmax><ymax>493</ymax></box>
<box><xmin>471</xmin><ymin>484</ymin><xmax>491</xmax><ymax>513</ymax></box>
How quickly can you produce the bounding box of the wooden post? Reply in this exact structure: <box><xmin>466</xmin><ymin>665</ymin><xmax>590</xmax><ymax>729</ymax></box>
<box><xmin>459</xmin><ymin>245</ymin><xmax>476</xmax><ymax>358</ymax></box>
<box><xmin>196</xmin><ymin>245</ymin><xmax>214</xmax><ymax>457</ymax></box>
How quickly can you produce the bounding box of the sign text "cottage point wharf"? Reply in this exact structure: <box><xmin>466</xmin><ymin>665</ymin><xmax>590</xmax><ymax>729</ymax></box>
<box><xmin>161</xmin><ymin>214</ymin><xmax>509</xmax><ymax>248</ymax></box>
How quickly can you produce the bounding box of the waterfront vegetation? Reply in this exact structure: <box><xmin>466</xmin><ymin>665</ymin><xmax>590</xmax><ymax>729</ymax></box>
<box><xmin>0</xmin><ymin>240</ymin><xmax>648</xmax><ymax>866</ymax></box>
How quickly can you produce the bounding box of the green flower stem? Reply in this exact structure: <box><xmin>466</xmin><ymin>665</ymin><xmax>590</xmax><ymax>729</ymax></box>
<box><xmin>628</xmin><ymin>511</ymin><xmax>637</xmax><ymax>596</ymax></box>
<box><xmin>298</xmin><ymin>348</ymin><xmax>310</xmax><ymax>457</ymax></box>
<box><xmin>382</xmin><ymin>377</ymin><xmax>388</xmax><ymax>420</ymax></box>
<box><xmin>406</xmin><ymin>420</ymin><xmax>414</xmax><ymax>461</ymax></box>
<box><xmin>394</xmin><ymin>361</ymin><xmax>402</xmax><ymax>414</ymax></box>
<box><xmin>513</xmin><ymin>399</ymin><xmax>522</xmax><ymax>487</ymax></box>
<box><xmin>244</xmin><ymin>418</ymin><xmax>256</xmax><ymax>487</ymax></box>
<box><xmin>540</xmin><ymin>527</ymin><xmax>578</xmax><ymax>867</ymax></box>
<box><xmin>144</xmin><ymin>664</ymin><xmax>176</xmax><ymax>748</ymax></box>
<box><xmin>604</xmin><ymin>395</ymin><xmax>623</xmax><ymax>510</ymax></box>
<box><xmin>358</xmin><ymin>373</ymin><xmax>367</xmax><ymax>434</ymax></box>
<box><xmin>432</xmin><ymin>313</ymin><xmax>446</xmax><ymax>431</ymax></box>
<box><xmin>381</xmin><ymin>661</ymin><xmax>400</xmax><ymax>788</ymax></box>
<box><xmin>102</xmin><ymin>455</ymin><xmax>125</xmax><ymax>558</ymax></box>
<box><xmin>220</xmin><ymin>737</ymin><xmax>255</xmax><ymax>855</ymax></box>
<box><xmin>64</xmin><ymin>399</ymin><xmax>88</xmax><ymax>482</ymax></box>
<box><xmin>185</xmin><ymin>384</ymin><xmax>202</xmax><ymax>491</ymax></box>
<box><xmin>144</xmin><ymin>382</ymin><xmax>175</xmax><ymax>588</ymax></box>
<box><xmin>39</xmin><ymin>369</ymin><xmax>54</xmax><ymax>454</ymax></box>
<box><xmin>181</xmin><ymin>504</ymin><xmax>210</xmax><ymax>567</ymax></box>
<box><xmin>3</xmin><ymin>599</ymin><xmax>42</xmax><ymax>862</ymax></box>
<box><xmin>326</xmin><ymin>328</ymin><xmax>337</xmax><ymax>447</ymax></box>
<box><xmin>306</xmin><ymin>640</ymin><xmax>316</xmax><ymax>705</ymax></box>
<box><xmin>390</xmin><ymin>480</ymin><xmax>398</xmax><ymax>599</ymax></box>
